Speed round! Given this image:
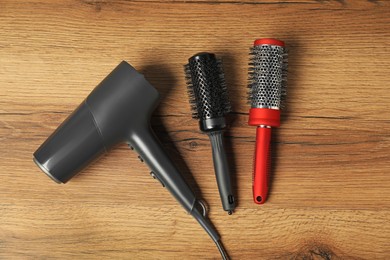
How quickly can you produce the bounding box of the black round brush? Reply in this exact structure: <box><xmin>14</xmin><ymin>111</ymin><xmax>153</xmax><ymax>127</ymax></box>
<box><xmin>184</xmin><ymin>53</ymin><xmax>236</xmax><ymax>214</ymax></box>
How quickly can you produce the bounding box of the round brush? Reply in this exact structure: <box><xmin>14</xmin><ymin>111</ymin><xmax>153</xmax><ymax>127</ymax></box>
<box><xmin>248</xmin><ymin>38</ymin><xmax>288</xmax><ymax>204</ymax></box>
<box><xmin>184</xmin><ymin>53</ymin><xmax>236</xmax><ymax>214</ymax></box>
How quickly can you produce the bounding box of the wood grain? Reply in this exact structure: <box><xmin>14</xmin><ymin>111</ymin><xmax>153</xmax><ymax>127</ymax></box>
<box><xmin>0</xmin><ymin>0</ymin><xmax>389</xmax><ymax>259</ymax></box>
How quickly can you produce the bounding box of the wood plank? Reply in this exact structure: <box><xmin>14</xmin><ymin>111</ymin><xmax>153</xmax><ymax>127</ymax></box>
<box><xmin>0</xmin><ymin>0</ymin><xmax>389</xmax><ymax>259</ymax></box>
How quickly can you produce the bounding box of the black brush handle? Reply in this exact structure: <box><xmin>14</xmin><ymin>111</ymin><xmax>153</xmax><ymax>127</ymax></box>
<box><xmin>208</xmin><ymin>131</ymin><xmax>235</xmax><ymax>213</ymax></box>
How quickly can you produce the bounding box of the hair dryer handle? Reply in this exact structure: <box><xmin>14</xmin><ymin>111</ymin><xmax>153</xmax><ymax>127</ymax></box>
<box><xmin>128</xmin><ymin>126</ymin><xmax>197</xmax><ymax>213</ymax></box>
<box><xmin>128</xmin><ymin>126</ymin><xmax>221</xmax><ymax>243</ymax></box>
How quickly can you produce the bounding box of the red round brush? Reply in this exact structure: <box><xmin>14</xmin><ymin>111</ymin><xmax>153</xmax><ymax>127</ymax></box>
<box><xmin>248</xmin><ymin>38</ymin><xmax>288</xmax><ymax>204</ymax></box>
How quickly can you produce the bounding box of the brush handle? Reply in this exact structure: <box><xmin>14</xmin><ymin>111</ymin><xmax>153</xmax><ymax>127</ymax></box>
<box><xmin>253</xmin><ymin>126</ymin><xmax>271</xmax><ymax>204</ymax></box>
<box><xmin>208</xmin><ymin>131</ymin><xmax>236</xmax><ymax>213</ymax></box>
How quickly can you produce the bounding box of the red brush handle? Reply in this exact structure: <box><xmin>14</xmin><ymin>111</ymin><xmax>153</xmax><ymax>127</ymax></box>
<box><xmin>253</xmin><ymin>126</ymin><xmax>271</xmax><ymax>204</ymax></box>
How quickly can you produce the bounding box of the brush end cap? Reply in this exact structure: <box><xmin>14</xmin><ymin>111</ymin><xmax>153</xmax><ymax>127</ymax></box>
<box><xmin>189</xmin><ymin>52</ymin><xmax>216</xmax><ymax>62</ymax></box>
<box><xmin>254</xmin><ymin>38</ymin><xmax>285</xmax><ymax>47</ymax></box>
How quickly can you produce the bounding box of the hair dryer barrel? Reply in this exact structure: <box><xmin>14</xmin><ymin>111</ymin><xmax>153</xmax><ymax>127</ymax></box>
<box><xmin>33</xmin><ymin>102</ymin><xmax>106</xmax><ymax>183</ymax></box>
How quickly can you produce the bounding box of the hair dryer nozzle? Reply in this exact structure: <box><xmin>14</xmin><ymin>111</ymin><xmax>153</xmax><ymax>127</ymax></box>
<box><xmin>33</xmin><ymin>102</ymin><xmax>106</xmax><ymax>183</ymax></box>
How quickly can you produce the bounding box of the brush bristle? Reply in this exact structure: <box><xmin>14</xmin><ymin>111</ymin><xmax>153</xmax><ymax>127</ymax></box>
<box><xmin>184</xmin><ymin>53</ymin><xmax>231</xmax><ymax>120</ymax></box>
<box><xmin>247</xmin><ymin>44</ymin><xmax>288</xmax><ymax>109</ymax></box>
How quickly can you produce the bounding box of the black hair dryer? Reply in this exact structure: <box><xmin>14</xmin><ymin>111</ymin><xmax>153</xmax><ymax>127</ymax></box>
<box><xmin>33</xmin><ymin>61</ymin><xmax>229</xmax><ymax>259</ymax></box>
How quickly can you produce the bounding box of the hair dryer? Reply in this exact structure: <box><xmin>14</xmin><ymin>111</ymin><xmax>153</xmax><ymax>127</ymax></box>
<box><xmin>33</xmin><ymin>61</ymin><xmax>229</xmax><ymax>259</ymax></box>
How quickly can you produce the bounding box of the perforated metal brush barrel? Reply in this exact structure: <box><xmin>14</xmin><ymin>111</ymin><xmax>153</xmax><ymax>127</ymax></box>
<box><xmin>248</xmin><ymin>44</ymin><xmax>287</xmax><ymax>109</ymax></box>
<box><xmin>185</xmin><ymin>53</ymin><xmax>231</xmax><ymax>120</ymax></box>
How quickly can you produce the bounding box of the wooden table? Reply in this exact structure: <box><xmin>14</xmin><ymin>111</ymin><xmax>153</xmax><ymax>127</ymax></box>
<box><xmin>1</xmin><ymin>0</ymin><xmax>389</xmax><ymax>259</ymax></box>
